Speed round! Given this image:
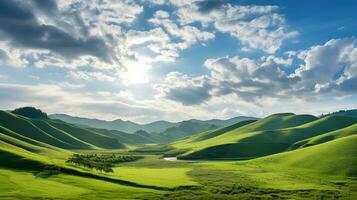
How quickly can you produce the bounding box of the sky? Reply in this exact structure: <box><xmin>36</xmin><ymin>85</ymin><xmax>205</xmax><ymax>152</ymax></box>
<box><xmin>0</xmin><ymin>0</ymin><xmax>357</xmax><ymax>123</ymax></box>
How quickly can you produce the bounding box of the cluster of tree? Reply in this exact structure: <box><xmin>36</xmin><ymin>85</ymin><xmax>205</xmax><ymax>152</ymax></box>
<box><xmin>66</xmin><ymin>154</ymin><xmax>143</xmax><ymax>173</ymax></box>
<box><xmin>12</xmin><ymin>107</ymin><xmax>49</xmax><ymax>119</ymax></box>
<box><xmin>320</xmin><ymin>109</ymin><xmax>357</xmax><ymax>118</ymax></box>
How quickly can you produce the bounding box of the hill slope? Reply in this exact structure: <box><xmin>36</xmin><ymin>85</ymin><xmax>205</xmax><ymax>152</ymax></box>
<box><xmin>0</xmin><ymin>111</ymin><xmax>124</xmax><ymax>150</ymax></box>
<box><xmin>290</xmin><ymin>123</ymin><xmax>357</xmax><ymax>149</ymax></box>
<box><xmin>173</xmin><ymin>114</ymin><xmax>357</xmax><ymax>160</ymax></box>
<box><xmin>252</xmin><ymin>134</ymin><xmax>357</xmax><ymax>176</ymax></box>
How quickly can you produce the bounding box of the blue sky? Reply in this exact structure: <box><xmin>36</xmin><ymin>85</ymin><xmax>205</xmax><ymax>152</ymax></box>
<box><xmin>0</xmin><ymin>0</ymin><xmax>356</xmax><ymax>123</ymax></box>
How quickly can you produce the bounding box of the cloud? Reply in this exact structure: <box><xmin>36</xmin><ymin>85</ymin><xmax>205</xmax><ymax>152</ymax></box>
<box><xmin>31</xmin><ymin>0</ymin><xmax>58</xmax><ymax>16</ymax></box>
<box><xmin>147</xmin><ymin>10</ymin><xmax>215</xmax><ymax>62</ymax></box>
<box><xmin>59</xmin><ymin>0</ymin><xmax>143</xmax><ymax>26</ymax></box>
<box><xmin>0</xmin><ymin>82</ymin><xmax>165</xmax><ymax>122</ymax></box>
<box><xmin>195</xmin><ymin>0</ymin><xmax>226</xmax><ymax>13</ymax></box>
<box><xmin>158</xmin><ymin>37</ymin><xmax>357</xmax><ymax>105</ymax></box>
<box><xmin>147</xmin><ymin>0</ymin><xmax>167</xmax><ymax>5</ymax></box>
<box><xmin>156</xmin><ymin>72</ymin><xmax>213</xmax><ymax>105</ymax></box>
<box><xmin>172</xmin><ymin>2</ymin><xmax>297</xmax><ymax>53</ymax></box>
<box><xmin>294</xmin><ymin>37</ymin><xmax>357</xmax><ymax>94</ymax></box>
<box><xmin>0</xmin><ymin>0</ymin><xmax>112</xmax><ymax>62</ymax></box>
<box><xmin>0</xmin><ymin>42</ymin><xmax>29</xmax><ymax>68</ymax></box>
<box><xmin>205</xmin><ymin>56</ymin><xmax>298</xmax><ymax>103</ymax></box>
<box><xmin>68</xmin><ymin>71</ymin><xmax>116</xmax><ymax>82</ymax></box>
<box><xmin>153</xmin><ymin>10</ymin><xmax>170</xmax><ymax>18</ymax></box>
<box><xmin>0</xmin><ymin>0</ymin><xmax>146</xmax><ymax>71</ymax></box>
<box><xmin>126</xmin><ymin>28</ymin><xmax>170</xmax><ymax>47</ymax></box>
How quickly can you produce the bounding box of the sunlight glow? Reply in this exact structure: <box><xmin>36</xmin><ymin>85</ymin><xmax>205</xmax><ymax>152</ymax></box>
<box><xmin>121</xmin><ymin>60</ymin><xmax>151</xmax><ymax>84</ymax></box>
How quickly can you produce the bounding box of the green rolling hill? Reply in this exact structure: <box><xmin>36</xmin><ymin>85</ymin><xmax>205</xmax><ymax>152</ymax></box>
<box><xmin>47</xmin><ymin>120</ymin><xmax>124</xmax><ymax>149</ymax></box>
<box><xmin>290</xmin><ymin>123</ymin><xmax>357</xmax><ymax>149</ymax></box>
<box><xmin>0</xmin><ymin>110</ymin><xmax>125</xmax><ymax>150</ymax></box>
<box><xmin>172</xmin><ymin>113</ymin><xmax>357</xmax><ymax>160</ymax></box>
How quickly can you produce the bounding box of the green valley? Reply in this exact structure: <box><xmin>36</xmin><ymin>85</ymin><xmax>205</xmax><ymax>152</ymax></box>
<box><xmin>0</xmin><ymin>107</ymin><xmax>356</xmax><ymax>199</ymax></box>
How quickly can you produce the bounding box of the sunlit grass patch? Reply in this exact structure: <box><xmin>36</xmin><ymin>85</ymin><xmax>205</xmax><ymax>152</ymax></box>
<box><xmin>112</xmin><ymin>166</ymin><xmax>199</xmax><ymax>188</ymax></box>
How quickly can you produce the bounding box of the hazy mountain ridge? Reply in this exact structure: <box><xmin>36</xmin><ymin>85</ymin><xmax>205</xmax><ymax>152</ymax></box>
<box><xmin>49</xmin><ymin>113</ymin><xmax>258</xmax><ymax>134</ymax></box>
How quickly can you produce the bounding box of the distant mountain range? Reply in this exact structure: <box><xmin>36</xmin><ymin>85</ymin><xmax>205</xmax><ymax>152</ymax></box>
<box><xmin>49</xmin><ymin>113</ymin><xmax>258</xmax><ymax>134</ymax></box>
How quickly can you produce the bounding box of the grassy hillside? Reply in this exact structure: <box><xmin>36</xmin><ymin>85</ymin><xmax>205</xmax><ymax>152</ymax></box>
<box><xmin>236</xmin><ymin>113</ymin><xmax>318</xmax><ymax>132</ymax></box>
<box><xmin>253</xmin><ymin>134</ymin><xmax>357</xmax><ymax>176</ymax></box>
<box><xmin>0</xmin><ymin>130</ymin><xmax>70</xmax><ymax>171</ymax></box>
<box><xmin>174</xmin><ymin>114</ymin><xmax>357</xmax><ymax>160</ymax></box>
<box><xmin>0</xmin><ymin>111</ymin><xmax>125</xmax><ymax>150</ymax></box>
<box><xmin>48</xmin><ymin>120</ymin><xmax>124</xmax><ymax>149</ymax></box>
<box><xmin>192</xmin><ymin>120</ymin><xmax>257</xmax><ymax>142</ymax></box>
<box><xmin>151</xmin><ymin>120</ymin><xmax>219</xmax><ymax>143</ymax></box>
<box><xmin>0</xmin><ymin>111</ymin><xmax>76</xmax><ymax>149</ymax></box>
<box><xmin>32</xmin><ymin>120</ymin><xmax>93</xmax><ymax>149</ymax></box>
<box><xmin>290</xmin><ymin>123</ymin><xmax>357</xmax><ymax>149</ymax></box>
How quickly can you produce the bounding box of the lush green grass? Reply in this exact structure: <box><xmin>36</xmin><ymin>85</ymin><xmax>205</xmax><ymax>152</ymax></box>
<box><xmin>0</xmin><ymin>169</ymin><xmax>164</xmax><ymax>200</ymax></box>
<box><xmin>112</xmin><ymin>167</ymin><xmax>198</xmax><ymax>188</ymax></box>
<box><xmin>0</xmin><ymin>169</ymin><xmax>88</xmax><ymax>199</ymax></box>
<box><xmin>1</xmin><ymin>144</ymin><xmax>356</xmax><ymax>199</ymax></box>
<box><xmin>0</xmin><ymin>131</ymin><xmax>69</xmax><ymax>168</ymax></box>
<box><xmin>252</xmin><ymin>134</ymin><xmax>357</xmax><ymax>176</ymax></box>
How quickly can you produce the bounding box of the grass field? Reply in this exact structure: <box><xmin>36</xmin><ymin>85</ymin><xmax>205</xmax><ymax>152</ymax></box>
<box><xmin>0</xmin><ymin>149</ymin><xmax>356</xmax><ymax>199</ymax></box>
<box><xmin>112</xmin><ymin>167</ymin><xmax>198</xmax><ymax>187</ymax></box>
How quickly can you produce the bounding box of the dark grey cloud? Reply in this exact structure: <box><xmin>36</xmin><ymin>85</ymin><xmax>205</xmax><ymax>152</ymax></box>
<box><xmin>195</xmin><ymin>0</ymin><xmax>226</xmax><ymax>13</ymax></box>
<box><xmin>31</xmin><ymin>0</ymin><xmax>58</xmax><ymax>16</ymax></box>
<box><xmin>166</xmin><ymin>85</ymin><xmax>212</xmax><ymax>105</ymax></box>
<box><xmin>0</xmin><ymin>0</ymin><xmax>112</xmax><ymax>62</ymax></box>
